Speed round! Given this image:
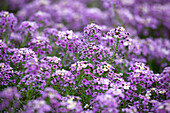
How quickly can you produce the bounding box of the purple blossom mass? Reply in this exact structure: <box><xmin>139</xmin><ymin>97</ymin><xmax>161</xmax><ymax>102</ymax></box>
<box><xmin>0</xmin><ymin>0</ymin><xmax>170</xmax><ymax>112</ymax></box>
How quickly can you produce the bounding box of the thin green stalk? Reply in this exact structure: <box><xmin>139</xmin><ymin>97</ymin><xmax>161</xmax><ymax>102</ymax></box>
<box><xmin>113</xmin><ymin>4</ymin><xmax>125</xmax><ymax>28</ymax></box>
<box><xmin>61</xmin><ymin>43</ymin><xmax>68</xmax><ymax>68</ymax></box>
<box><xmin>121</xmin><ymin>50</ymin><xmax>128</xmax><ymax>73</ymax></box>
<box><xmin>121</xmin><ymin>62</ymin><xmax>126</xmax><ymax>74</ymax></box>
<box><xmin>73</xmin><ymin>45</ymin><xmax>79</xmax><ymax>61</ymax></box>
<box><xmin>46</xmin><ymin>69</ymin><xmax>55</xmax><ymax>88</ymax></box>
<box><xmin>111</xmin><ymin>38</ymin><xmax>119</xmax><ymax>62</ymax></box>
<box><xmin>26</xmin><ymin>82</ymin><xmax>33</xmax><ymax>104</ymax></box>
<box><xmin>76</xmin><ymin>70</ymin><xmax>83</xmax><ymax>86</ymax></box>
<box><xmin>4</xmin><ymin>31</ymin><xmax>8</xmax><ymax>44</ymax></box>
<box><xmin>139</xmin><ymin>88</ymin><xmax>142</xmax><ymax>113</ymax></box>
<box><xmin>65</xmin><ymin>86</ymin><xmax>68</xmax><ymax>95</ymax></box>
<box><xmin>21</xmin><ymin>35</ymin><xmax>28</xmax><ymax>48</ymax></box>
<box><xmin>76</xmin><ymin>53</ymin><xmax>79</xmax><ymax>61</ymax></box>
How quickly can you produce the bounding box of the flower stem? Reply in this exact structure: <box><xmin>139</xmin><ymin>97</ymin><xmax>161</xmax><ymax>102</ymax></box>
<box><xmin>61</xmin><ymin>43</ymin><xmax>68</xmax><ymax>68</ymax></box>
<box><xmin>76</xmin><ymin>53</ymin><xmax>79</xmax><ymax>61</ymax></box>
<box><xmin>139</xmin><ymin>87</ymin><xmax>142</xmax><ymax>112</ymax></box>
<box><xmin>21</xmin><ymin>38</ymin><xmax>27</xmax><ymax>48</ymax></box>
<box><xmin>111</xmin><ymin>38</ymin><xmax>119</xmax><ymax>62</ymax></box>
<box><xmin>113</xmin><ymin>4</ymin><xmax>125</xmax><ymax>28</ymax></box>
<box><xmin>46</xmin><ymin>69</ymin><xmax>55</xmax><ymax>88</ymax></box>
<box><xmin>121</xmin><ymin>50</ymin><xmax>128</xmax><ymax>73</ymax></box>
<box><xmin>26</xmin><ymin>82</ymin><xmax>33</xmax><ymax>104</ymax></box>
<box><xmin>21</xmin><ymin>33</ymin><xmax>29</xmax><ymax>48</ymax></box>
<box><xmin>4</xmin><ymin>31</ymin><xmax>8</xmax><ymax>45</ymax></box>
<box><xmin>76</xmin><ymin>70</ymin><xmax>83</xmax><ymax>86</ymax></box>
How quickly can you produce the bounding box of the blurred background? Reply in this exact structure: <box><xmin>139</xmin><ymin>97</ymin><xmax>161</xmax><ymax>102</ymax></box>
<box><xmin>0</xmin><ymin>0</ymin><xmax>169</xmax><ymax>38</ymax></box>
<box><xmin>0</xmin><ymin>0</ymin><xmax>170</xmax><ymax>73</ymax></box>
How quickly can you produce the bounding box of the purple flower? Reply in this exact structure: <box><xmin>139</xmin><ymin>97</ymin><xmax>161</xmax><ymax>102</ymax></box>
<box><xmin>84</xmin><ymin>69</ymin><xmax>90</xmax><ymax>74</ymax></box>
<box><xmin>91</xmin><ymin>93</ymin><xmax>119</xmax><ymax>113</ymax></box>
<box><xmin>29</xmin><ymin>11</ymin><xmax>52</xmax><ymax>27</ymax></box>
<box><xmin>0</xmin><ymin>63</ymin><xmax>17</xmax><ymax>85</ymax></box>
<box><xmin>20</xmin><ymin>21</ymin><xmax>39</xmax><ymax>35</ymax></box>
<box><xmin>0</xmin><ymin>87</ymin><xmax>21</xmax><ymax>112</ymax></box>
<box><xmin>24</xmin><ymin>99</ymin><xmax>51</xmax><ymax>113</ymax></box>
<box><xmin>0</xmin><ymin>11</ymin><xmax>17</xmax><ymax>33</ymax></box>
<box><xmin>8</xmin><ymin>48</ymin><xmax>36</xmax><ymax>63</ymax></box>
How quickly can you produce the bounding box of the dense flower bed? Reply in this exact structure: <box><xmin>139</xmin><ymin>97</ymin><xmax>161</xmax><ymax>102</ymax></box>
<box><xmin>0</xmin><ymin>0</ymin><xmax>170</xmax><ymax>113</ymax></box>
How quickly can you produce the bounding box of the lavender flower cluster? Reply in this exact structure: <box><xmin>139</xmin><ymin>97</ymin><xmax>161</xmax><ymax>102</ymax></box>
<box><xmin>0</xmin><ymin>0</ymin><xmax>170</xmax><ymax>113</ymax></box>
